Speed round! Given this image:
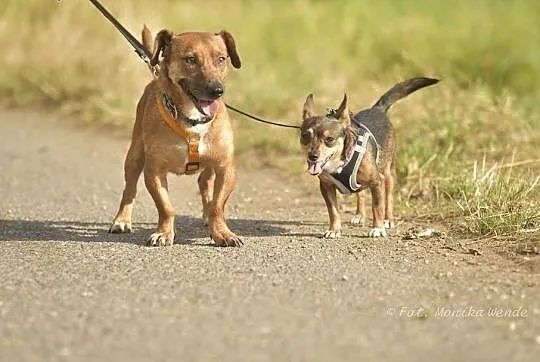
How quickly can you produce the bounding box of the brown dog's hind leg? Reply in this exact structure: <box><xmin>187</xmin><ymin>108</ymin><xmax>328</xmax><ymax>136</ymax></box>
<box><xmin>109</xmin><ymin>139</ymin><xmax>145</xmax><ymax>233</ymax></box>
<box><xmin>368</xmin><ymin>175</ymin><xmax>387</xmax><ymax>237</ymax></box>
<box><xmin>350</xmin><ymin>190</ymin><xmax>366</xmax><ymax>226</ymax></box>
<box><xmin>144</xmin><ymin>166</ymin><xmax>176</xmax><ymax>246</ymax></box>
<box><xmin>207</xmin><ymin>163</ymin><xmax>242</xmax><ymax>247</ymax></box>
<box><xmin>320</xmin><ymin>181</ymin><xmax>342</xmax><ymax>238</ymax></box>
<box><xmin>198</xmin><ymin>167</ymin><xmax>215</xmax><ymax>226</ymax></box>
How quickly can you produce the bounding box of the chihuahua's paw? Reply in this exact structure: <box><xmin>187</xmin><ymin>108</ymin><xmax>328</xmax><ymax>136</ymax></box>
<box><xmin>109</xmin><ymin>220</ymin><xmax>132</xmax><ymax>233</ymax></box>
<box><xmin>211</xmin><ymin>230</ymin><xmax>243</xmax><ymax>247</ymax></box>
<box><xmin>384</xmin><ymin>220</ymin><xmax>395</xmax><ymax>229</ymax></box>
<box><xmin>147</xmin><ymin>231</ymin><xmax>175</xmax><ymax>247</ymax></box>
<box><xmin>368</xmin><ymin>227</ymin><xmax>387</xmax><ymax>238</ymax></box>
<box><xmin>350</xmin><ymin>216</ymin><xmax>365</xmax><ymax>225</ymax></box>
<box><xmin>323</xmin><ymin>229</ymin><xmax>342</xmax><ymax>238</ymax></box>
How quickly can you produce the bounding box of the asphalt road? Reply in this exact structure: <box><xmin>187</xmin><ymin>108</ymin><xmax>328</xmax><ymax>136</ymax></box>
<box><xmin>0</xmin><ymin>109</ymin><xmax>539</xmax><ymax>362</ymax></box>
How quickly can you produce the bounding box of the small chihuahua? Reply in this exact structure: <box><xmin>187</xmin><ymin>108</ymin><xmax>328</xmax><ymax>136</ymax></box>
<box><xmin>300</xmin><ymin>77</ymin><xmax>439</xmax><ymax>238</ymax></box>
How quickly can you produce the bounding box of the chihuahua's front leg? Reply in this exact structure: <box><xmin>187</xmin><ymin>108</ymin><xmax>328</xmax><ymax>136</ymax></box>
<box><xmin>207</xmin><ymin>163</ymin><xmax>242</xmax><ymax>247</ymax></box>
<box><xmin>144</xmin><ymin>165</ymin><xmax>175</xmax><ymax>246</ymax></box>
<box><xmin>319</xmin><ymin>180</ymin><xmax>341</xmax><ymax>238</ymax></box>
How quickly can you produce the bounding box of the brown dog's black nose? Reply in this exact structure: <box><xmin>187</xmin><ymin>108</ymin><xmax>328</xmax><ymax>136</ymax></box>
<box><xmin>308</xmin><ymin>150</ymin><xmax>319</xmax><ymax>162</ymax></box>
<box><xmin>207</xmin><ymin>82</ymin><xmax>224</xmax><ymax>98</ymax></box>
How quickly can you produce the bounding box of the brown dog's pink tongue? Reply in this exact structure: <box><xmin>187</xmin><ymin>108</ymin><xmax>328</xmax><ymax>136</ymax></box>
<box><xmin>199</xmin><ymin>100</ymin><xmax>218</xmax><ymax>117</ymax></box>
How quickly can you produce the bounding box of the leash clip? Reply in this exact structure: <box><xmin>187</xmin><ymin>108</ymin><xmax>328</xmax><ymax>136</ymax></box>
<box><xmin>326</xmin><ymin>108</ymin><xmax>339</xmax><ymax>118</ymax></box>
<box><xmin>162</xmin><ymin>94</ymin><xmax>178</xmax><ymax>119</ymax></box>
<box><xmin>139</xmin><ymin>53</ymin><xmax>159</xmax><ymax>78</ymax></box>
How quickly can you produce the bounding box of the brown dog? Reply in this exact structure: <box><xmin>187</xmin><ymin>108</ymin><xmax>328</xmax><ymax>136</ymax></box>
<box><xmin>109</xmin><ymin>26</ymin><xmax>242</xmax><ymax>247</ymax></box>
<box><xmin>300</xmin><ymin>77</ymin><xmax>439</xmax><ymax>238</ymax></box>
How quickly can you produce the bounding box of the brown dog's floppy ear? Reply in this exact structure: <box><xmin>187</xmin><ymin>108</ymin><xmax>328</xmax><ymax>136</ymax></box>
<box><xmin>302</xmin><ymin>94</ymin><xmax>316</xmax><ymax>121</ymax></box>
<box><xmin>142</xmin><ymin>24</ymin><xmax>154</xmax><ymax>55</ymax></box>
<box><xmin>336</xmin><ymin>94</ymin><xmax>351</xmax><ymax>127</ymax></box>
<box><xmin>150</xmin><ymin>29</ymin><xmax>173</xmax><ymax>66</ymax></box>
<box><xmin>218</xmin><ymin>30</ymin><xmax>241</xmax><ymax>69</ymax></box>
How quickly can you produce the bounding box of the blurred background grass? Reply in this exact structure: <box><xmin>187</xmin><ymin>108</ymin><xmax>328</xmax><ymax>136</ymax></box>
<box><xmin>0</xmin><ymin>0</ymin><xmax>538</xmax><ymax>238</ymax></box>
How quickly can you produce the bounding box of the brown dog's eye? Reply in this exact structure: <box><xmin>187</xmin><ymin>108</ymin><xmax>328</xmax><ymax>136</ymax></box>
<box><xmin>300</xmin><ymin>132</ymin><xmax>311</xmax><ymax>145</ymax></box>
<box><xmin>185</xmin><ymin>56</ymin><xmax>197</xmax><ymax>65</ymax></box>
<box><xmin>217</xmin><ymin>56</ymin><xmax>227</xmax><ymax>65</ymax></box>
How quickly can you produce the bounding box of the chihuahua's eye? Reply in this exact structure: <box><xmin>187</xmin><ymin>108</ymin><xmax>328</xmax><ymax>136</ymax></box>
<box><xmin>185</xmin><ymin>56</ymin><xmax>197</xmax><ymax>65</ymax></box>
<box><xmin>217</xmin><ymin>56</ymin><xmax>227</xmax><ymax>65</ymax></box>
<box><xmin>301</xmin><ymin>132</ymin><xmax>311</xmax><ymax>144</ymax></box>
<box><xmin>325</xmin><ymin>137</ymin><xmax>335</xmax><ymax>144</ymax></box>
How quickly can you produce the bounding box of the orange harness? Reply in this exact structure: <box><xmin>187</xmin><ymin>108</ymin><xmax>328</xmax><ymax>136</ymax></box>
<box><xmin>156</xmin><ymin>94</ymin><xmax>219</xmax><ymax>175</ymax></box>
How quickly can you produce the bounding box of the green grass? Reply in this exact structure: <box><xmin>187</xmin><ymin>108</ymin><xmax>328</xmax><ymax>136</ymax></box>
<box><xmin>1</xmin><ymin>0</ymin><xmax>539</xmax><ymax>239</ymax></box>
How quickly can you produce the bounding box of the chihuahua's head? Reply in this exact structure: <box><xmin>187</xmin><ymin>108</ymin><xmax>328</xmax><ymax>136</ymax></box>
<box><xmin>150</xmin><ymin>29</ymin><xmax>241</xmax><ymax>118</ymax></box>
<box><xmin>300</xmin><ymin>94</ymin><xmax>356</xmax><ymax>176</ymax></box>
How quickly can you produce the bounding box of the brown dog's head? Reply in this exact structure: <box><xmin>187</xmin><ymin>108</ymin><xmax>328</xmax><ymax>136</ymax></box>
<box><xmin>150</xmin><ymin>29</ymin><xmax>241</xmax><ymax>117</ymax></box>
<box><xmin>300</xmin><ymin>94</ymin><xmax>355</xmax><ymax>176</ymax></box>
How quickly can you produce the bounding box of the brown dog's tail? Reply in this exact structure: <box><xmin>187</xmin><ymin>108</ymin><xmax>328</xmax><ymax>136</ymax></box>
<box><xmin>372</xmin><ymin>77</ymin><xmax>439</xmax><ymax>113</ymax></box>
<box><xmin>142</xmin><ymin>24</ymin><xmax>154</xmax><ymax>55</ymax></box>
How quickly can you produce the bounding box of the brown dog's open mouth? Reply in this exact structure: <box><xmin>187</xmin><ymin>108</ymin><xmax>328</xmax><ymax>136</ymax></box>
<box><xmin>192</xmin><ymin>97</ymin><xmax>219</xmax><ymax>118</ymax></box>
<box><xmin>179</xmin><ymin>80</ymin><xmax>219</xmax><ymax>118</ymax></box>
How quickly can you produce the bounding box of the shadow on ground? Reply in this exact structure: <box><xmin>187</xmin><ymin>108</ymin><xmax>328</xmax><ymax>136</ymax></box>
<box><xmin>0</xmin><ymin>216</ymin><xmax>312</xmax><ymax>245</ymax></box>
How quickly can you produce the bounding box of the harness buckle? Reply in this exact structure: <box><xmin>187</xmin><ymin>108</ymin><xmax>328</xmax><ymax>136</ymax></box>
<box><xmin>185</xmin><ymin>162</ymin><xmax>200</xmax><ymax>173</ymax></box>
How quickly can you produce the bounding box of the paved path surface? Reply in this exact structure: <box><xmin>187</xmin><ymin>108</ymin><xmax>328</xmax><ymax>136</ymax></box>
<box><xmin>0</xmin><ymin>110</ymin><xmax>538</xmax><ymax>361</ymax></box>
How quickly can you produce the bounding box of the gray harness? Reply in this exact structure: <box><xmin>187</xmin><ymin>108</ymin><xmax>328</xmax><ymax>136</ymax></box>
<box><xmin>327</xmin><ymin>120</ymin><xmax>380</xmax><ymax>195</ymax></box>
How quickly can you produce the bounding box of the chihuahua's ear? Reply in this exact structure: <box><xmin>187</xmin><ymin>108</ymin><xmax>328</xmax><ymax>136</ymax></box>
<box><xmin>302</xmin><ymin>93</ymin><xmax>316</xmax><ymax>121</ymax></box>
<box><xmin>150</xmin><ymin>29</ymin><xmax>173</xmax><ymax>66</ymax></box>
<box><xmin>218</xmin><ymin>30</ymin><xmax>241</xmax><ymax>69</ymax></box>
<box><xmin>336</xmin><ymin>93</ymin><xmax>351</xmax><ymax>127</ymax></box>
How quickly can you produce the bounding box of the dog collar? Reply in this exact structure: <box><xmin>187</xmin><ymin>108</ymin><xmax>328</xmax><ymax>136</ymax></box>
<box><xmin>156</xmin><ymin>93</ymin><xmax>220</xmax><ymax>174</ymax></box>
<box><xmin>162</xmin><ymin>93</ymin><xmax>213</xmax><ymax>126</ymax></box>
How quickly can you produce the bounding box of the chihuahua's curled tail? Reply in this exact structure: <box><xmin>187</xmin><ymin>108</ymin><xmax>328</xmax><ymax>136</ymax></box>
<box><xmin>372</xmin><ymin>77</ymin><xmax>439</xmax><ymax>113</ymax></box>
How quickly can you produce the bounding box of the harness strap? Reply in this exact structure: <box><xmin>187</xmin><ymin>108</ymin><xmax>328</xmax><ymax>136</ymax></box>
<box><xmin>328</xmin><ymin>125</ymin><xmax>381</xmax><ymax>194</ymax></box>
<box><xmin>357</xmin><ymin>123</ymin><xmax>381</xmax><ymax>164</ymax></box>
<box><xmin>156</xmin><ymin>94</ymin><xmax>219</xmax><ymax>174</ymax></box>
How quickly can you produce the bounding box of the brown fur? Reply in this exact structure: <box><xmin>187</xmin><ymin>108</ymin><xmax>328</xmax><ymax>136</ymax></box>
<box><xmin>109</xmin><ymin>26</ymin><xmax>242</xmax><ymax>246</ymax></box>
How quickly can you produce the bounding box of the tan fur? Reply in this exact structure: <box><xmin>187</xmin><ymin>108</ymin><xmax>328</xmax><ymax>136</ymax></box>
<box><xmin>109</xmin><ymin>26</ymin><xmax>242</xmax><ymax>247</ymax></box>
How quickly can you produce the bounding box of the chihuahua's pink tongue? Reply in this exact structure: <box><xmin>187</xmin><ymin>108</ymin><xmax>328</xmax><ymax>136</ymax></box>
<box><xmin>307</xmin><ymin>162</ymin><xmax>322</xmax><ymax>176</ymax></box>
<box><xmin>199</xmin><ymin>100</ymin><xmax>219</xmax><ymax>117</ymax></box>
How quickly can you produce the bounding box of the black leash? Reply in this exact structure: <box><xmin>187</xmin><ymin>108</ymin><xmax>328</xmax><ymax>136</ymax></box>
<box><xmin>86</xmin><ymin>0</ymin><xmax>300</xmax><ymax>130</ymax></box>
<box><xmin>224</xmin><ymin>104</ymin><xmax>300</xmax><ymax>129</ymax></box>
<box><xmin>88</xmin><ymin>0</ymin><xmax>151</xmax><ymax>64</ymax></box>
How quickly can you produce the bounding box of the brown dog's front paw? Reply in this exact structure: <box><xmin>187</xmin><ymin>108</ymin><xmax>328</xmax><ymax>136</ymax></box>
<box><xmin>323</xmin><ymin>229</ymin><xmax>341</xmax><ymax>238</ymax></box>
<box><xmin>384</xmin><ymin>220</ymin><xmax>395</xmax><ymax>229</ymax></box>
<box><xmin>202</xmin><ymin>213</ymin><xmax>209</xmax><ymax>226</ymax></box>
<box><xmin>147</xmin><ymin>231</ymin><xmax>175</xmax><ymax>246</ymax></box>
<box><xmin>109</xmin><ymin>220</ymin><xmax>132</xmax><ymax>233</ymax></box>
<box><xmin>368</xmin><ymin>227</ymin><xmax>387</xmax><ymax>238</ymax></box>
<box><xmin>211</xmin><ymin>230</ymin><xmax>243</xmax><ymax>247</ymax></box>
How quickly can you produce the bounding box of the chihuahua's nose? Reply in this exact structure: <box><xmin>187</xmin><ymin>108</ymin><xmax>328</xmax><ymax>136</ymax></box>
<box><xmin>207</xmin><ymin>82</ymin><xmax>224</xmax><ymax>98</ymax></box>
<box><xmin>308</xmin><ymin>150</ymin><xmax>319</xmax><ymax>162</ymax></box>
